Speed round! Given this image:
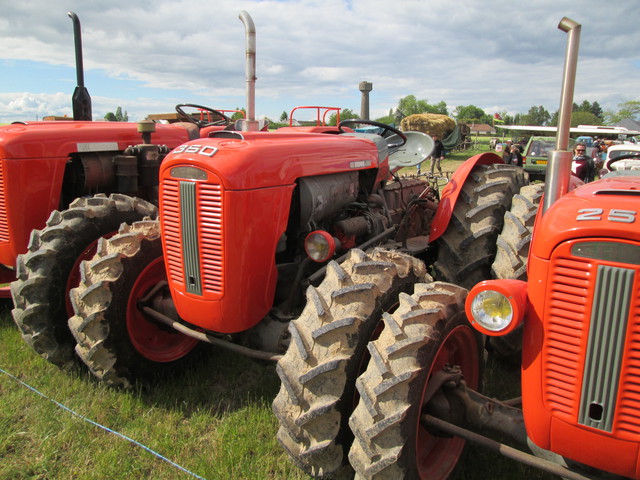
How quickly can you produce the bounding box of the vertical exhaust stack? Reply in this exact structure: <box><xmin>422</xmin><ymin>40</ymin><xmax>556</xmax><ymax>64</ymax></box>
<box><xmin>68</xmin><ymin>11</ymin><xmax>92</xmax><ymax>121</ymax></box>
<box><xmin>542</xmin><ymin>17</ymin><xmax>581</xmax><ymax>214</ymax></box>
<box><xmin>238</xmin><ymin>11</ymin><xmax>259</xmax><ymax>131</ymax></box>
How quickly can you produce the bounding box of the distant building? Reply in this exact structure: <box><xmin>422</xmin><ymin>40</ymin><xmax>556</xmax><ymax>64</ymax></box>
<box><xmin>468</xmin><ymin>123</ymin><xmax>496</xmax><ymax>135</ymax></box>
<box><xmin>614</xmin><ymin>118</ymin><xmax>640</xmax><ymax>132</ymax></box>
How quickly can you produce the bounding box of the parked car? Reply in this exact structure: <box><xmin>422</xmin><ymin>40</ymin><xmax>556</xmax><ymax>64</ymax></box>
<box><xmin>603</xmin><ymin>143</ymin><xmax>640</xmax><ymax>173</ymax></box>
<box><xmin>522</xmin><ymin>136</ymin><xmax>576</xmax><ymax>180</ymax></box>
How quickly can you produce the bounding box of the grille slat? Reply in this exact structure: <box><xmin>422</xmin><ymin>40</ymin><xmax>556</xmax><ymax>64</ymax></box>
<box><xmin>543</xmin><ymin>243</ymin><xmax>640</xmax><ymax>439</ymax></box>
<box><xmin>161</xmin><ymin>176</ymin><xmax>224</xmax><ymax>296</ymax></box>
<box><xmin>0</xmin><ymin>160</ymin><xmax>8</xmax><ymax>243</ymax></box>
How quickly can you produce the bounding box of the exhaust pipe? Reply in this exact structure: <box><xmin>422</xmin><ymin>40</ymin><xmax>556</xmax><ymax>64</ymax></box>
<box><xmin>542</xmin><ymin>17</ymin><xmax>581</xmax><ymax>214</ymax></box>
<box><xmin>238</xmin><ymin>10</ymin><xmax>259</xmax><ymax>131</ymax></box>
<box><xmin>68</xmin><ymin>11</ymin><xmax>92</xmax><ymax>121</ymax></box>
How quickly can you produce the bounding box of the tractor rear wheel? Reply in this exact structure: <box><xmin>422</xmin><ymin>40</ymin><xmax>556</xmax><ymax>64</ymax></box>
<box><xmin>11</xmin><ymin>194</ymin><xmax>157</xmax><ymax>368</ymax></box>
<box><xmin>68</xmin><ymin>220</ymin><xmax>200</xmax><ymax>389</ymax></box>
<box><xmin>272</xmin><ymin>248</ymin><xmax>427</xmax><ymax>478</ymax></box>
<box><xmin>348</xmin><ymin>282</ymin><xmax>482</xmax><ymax>479</ymax></box>
<box><xmin>491</xmin><ymin>183</ymin><xmax>544</xmax><ymax>281</ymax></box>
<box><xmin>488</xmin><ymin>182</ymin><xmax>544</xmax><ymax>360</ymax></box>
<box><xmin>433</xmin><ymin>164</ymin><xmax>528</xmax><ymax>289</ymax></box>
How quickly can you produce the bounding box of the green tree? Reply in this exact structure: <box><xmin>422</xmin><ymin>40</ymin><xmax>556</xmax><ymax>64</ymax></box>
<box><xmin>573</xmin><ymin>100</ymin><xmax>604</xmax><ymax>120</ymax></box>
<box><xmin>279</xmin><ymin>110</ymin><xmax>288</xmax><ymax>122</ymax></box>
<box><xmin>571</xmin><ymin>111</ymin><xmax>602</xmax><ymax>127</ymax></box>
<box><xmin>394</xmin><ymin>95</ymin><xmax>448</xmax><ymax>121</ymax></box>
<box><xmin>328</xmin><ymin>108</ymin><xmax>359</xmax><ymax>126</ymax></box>
<box><xmin>104</xmin><ymin>106</ymin><xmax>128</xmax><ymax>122</ymax></box>
<box><xmin>604</xmin><ymin>100</ymin><xmax>640</xmax><ymax>124</ymax></box>
<box><xmin>522</xmin><ymin>105</ymin><xmax>550</xmax><ymax>126</ymax></box>
<box><xmin>231</xmin><ymin>108</ymin><xmax>246</xmax><ymax>121</ymax></box>
<box><xmin>454</xmin><ymin>104</ymin><xmax>487</xmax><ymax>123</ymax></box>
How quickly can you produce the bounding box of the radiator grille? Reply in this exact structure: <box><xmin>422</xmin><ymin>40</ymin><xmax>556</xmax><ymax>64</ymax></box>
<box><xmin>161</xmin><ymin>177</ymin><xmax>223</xmax><ymax>295</ymax></box>
<box><xmin>543</xmin><ymin>241</ymin><xmax>640</xmax><ymax>438</ymax></box>
<box><xmin>0</xmin><ymin>160</ymin><xmax>9</xmax><ymax>243</ymax></box>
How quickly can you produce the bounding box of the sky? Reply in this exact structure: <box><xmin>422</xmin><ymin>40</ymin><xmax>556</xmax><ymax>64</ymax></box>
<box><xmin>0</xmin><ymin>0</ymin><xmax>638</xmax><ymax>124</ymax></box>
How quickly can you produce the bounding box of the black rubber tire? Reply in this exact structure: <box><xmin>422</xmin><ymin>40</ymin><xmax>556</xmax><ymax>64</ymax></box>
<box><xmin>10</xmin><ymin>194</ymin><xmax>157</xmax><ymax>368</ymax></box>
<box><xmin>68</xmin><ymin>220</ymin><xmax>200</xmax><ymax>389</ymax></box>
<box><xmin>272</xmin><ymin>248</ymin><xmax>428</xmax><ymax>478</ymax></box>
<box><xmin>432</xmin><ymin>164</ymin><xmax>528</xmax><ymax>289</ymax></box>
<box><xmin>488</xmin><ymin>183</ymin><xmax>544</xmax><ymax>361</ymax></box>
<box><xmin>491</xmin><ymin>183</ymin><xmax>544</xmax><ymax>281</ymax></box>
<box><xmin>348</xmin><ymin>282</ymin><xmax>482</xmax><ymax>480</ymax></box>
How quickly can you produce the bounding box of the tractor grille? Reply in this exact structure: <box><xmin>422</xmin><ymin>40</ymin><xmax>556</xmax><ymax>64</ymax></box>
<box><xmin>161</xmin><ymin>177</ymin><xmax>224</xmax><ymax>296</ymax></box>
<box><xmin>0</xmin><ymin>160</ymin><xmax>9</xmax><ymax>243</ymax></box>
<box><xmin>543</xmin><ymin>242</ymin><xmax>640</xmax><ymax>438</ymax></box>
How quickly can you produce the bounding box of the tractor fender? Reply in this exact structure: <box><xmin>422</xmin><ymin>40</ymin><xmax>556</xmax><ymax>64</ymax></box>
<box><xmin>430</xmin><ymin>152</ymin><xmax>504</xmax><ymax>242</ymax></box>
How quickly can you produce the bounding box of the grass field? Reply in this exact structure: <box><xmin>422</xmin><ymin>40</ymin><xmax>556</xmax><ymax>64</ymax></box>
<box><xmin>0</xmin><ymin>136</ymin><xmax>556</xmax><ymax>479</ymax></box>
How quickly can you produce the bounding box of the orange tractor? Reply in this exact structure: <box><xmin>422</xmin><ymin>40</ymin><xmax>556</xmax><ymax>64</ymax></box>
<box><xmin>6</xmin><ymin>12</ymin><xmax>260</xmax><ymax>368</ymax></box>
<box><xmin>337</xmin><ymin>17</ymin><xmax>640</xmax><ymax>480</ymax></box>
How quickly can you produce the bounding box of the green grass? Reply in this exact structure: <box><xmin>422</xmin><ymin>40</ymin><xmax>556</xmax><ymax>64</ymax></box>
<box><xmin>0</xmin><ymin>303</ymin><xmax>308</xmax><ymax>480</ymax></box>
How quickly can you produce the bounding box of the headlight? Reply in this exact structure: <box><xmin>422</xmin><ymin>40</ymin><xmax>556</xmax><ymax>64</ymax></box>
<box><xmin>465</xmin><ymin>280</ymin><xmax>527</xmax><ymax>336</ymax></box>
<box><xmin>304</xmin><ymin>230</ymin><xmax>338</xmax><ymax>262</ymax></box>
<box><xmin>470</xmin><ymin>291</ymin><xmax>513</xmax><ymax>332</ymax></box>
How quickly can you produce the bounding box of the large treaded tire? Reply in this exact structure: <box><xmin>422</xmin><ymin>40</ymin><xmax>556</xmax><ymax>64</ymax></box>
<box><xmin>68</xmin><ymin>220</ymin><xmax>200</xmax><ymax>389</ymax></box>
<box><xmin>433</xmin><ymin>164</ymin><xmax>528</xmax><ymax>289</ymax></box>
<box><xmin>491</xmin><ymin>183</ymin><xmax>544</xmax><ymax>280</ymax></box>
<box><xmin>348</xmin><ymin>282</ymin><xmax>482</xmax><ymax>480</ymax></box>
<box><xmin>488</xmin><ymin>183</ymin><xmax>544</xmax><ymax>361</ymax></box>
<box><xmin>272</xmin><ymin>248</ymin><xmax>428</xmax><ymax>478</ymax></box>
<box><xmin>10</xmin><ymin>194</ymin><xmax>157</xmax><ymax>368</ymax></box>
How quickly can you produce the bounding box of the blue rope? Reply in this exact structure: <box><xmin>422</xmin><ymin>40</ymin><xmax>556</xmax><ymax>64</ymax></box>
<box><xmin>0</xmin><ymin>366</ymin><xmax>207</xmax><ymax>480</ymax></box>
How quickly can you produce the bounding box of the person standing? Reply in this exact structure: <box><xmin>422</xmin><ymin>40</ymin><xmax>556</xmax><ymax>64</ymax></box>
<box><xmin>429</xmin><ymin>134</ymin><xmax>445</xmax><ymax>175</ymax></box>
<box><xmin>503</xmin><ymin>144</ymin><xmax>523</xmax><ymax>166</ymax></box>
<box><xmin>571</xmin><ymin>143</ymin><xmax>595</xmax><ymax>182</ymax></box>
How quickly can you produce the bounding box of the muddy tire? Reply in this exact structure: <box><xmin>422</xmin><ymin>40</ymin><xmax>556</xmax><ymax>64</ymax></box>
<box><xmin>433</xmin><ymin>164</ymin><xmax>528</xmax><ymax>289</ymax></box>
<box><xmin>488</xmin><ymin>183</ymin><xmax>544</xmax><ymax>361</ymax></box>
<box><xmin>11</xmin><ymin>194</ymin><xmax>157</xmax><ymax>368</ymax></box>
<box><xmin>68</xmin><ymin>220</ymin><xmax>200</xmax><ymax>388</ymax></box>
<box><xmin>272</xmin><ymin>248</ymin><xmax>428</xmax><ymax>478</ymax></box>
<box><xmin>491</xmin><ymin>183</ymin><xmax>544</xmax><ymax>281</ymax></box>
<box><xmin>348</xmin><ymin>282</ymin><xmax>482</xmax><ymax>479</ymax></box>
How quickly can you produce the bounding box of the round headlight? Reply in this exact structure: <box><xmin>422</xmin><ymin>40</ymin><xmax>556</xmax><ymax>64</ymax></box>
<box><xmin>470</xmin><ymin>290</ymin><xmax>514</xmax><ymax>332</ymax></box>
<box><xmin>304</xmin><ymin>231</ymin><xmax>336</xmax><ymax>262</ymax></box>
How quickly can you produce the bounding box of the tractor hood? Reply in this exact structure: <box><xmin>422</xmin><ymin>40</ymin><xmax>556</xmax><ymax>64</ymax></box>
<box><xmin>531</xmin><ymin>175</ymin><xmax>640</xmax><ymax>260</ymax></box>
<box><xmin>0</xmin><ymin>121</ymin><xmax>192</xmax><ymax>159</ymax></box>
<box><xmin>160</xmin><ymin>131</ymin><xmax>384</xmax><ymax>191</ymax></box>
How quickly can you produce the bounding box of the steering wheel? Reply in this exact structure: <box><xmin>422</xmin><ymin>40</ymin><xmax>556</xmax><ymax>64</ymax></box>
<box><xmin>605</xmin><ymin>152</ymin><xmax>640</xmax><ymax>171</ymax></box>
<box><xmin>338</xmin><ymin>119</ymin><xmax>407</xmax><ymax>149</ymax></box>
<box><xmin>175</xmin><ymin>104</ymin><xmax>232</xmax><ymax>128</ymax></box>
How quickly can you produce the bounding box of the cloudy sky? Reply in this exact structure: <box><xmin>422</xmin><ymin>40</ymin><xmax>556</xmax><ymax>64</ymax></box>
<box><xmin>1</xmin><ymin>0</ymin><xmax>638</xmax><ymax>124</ymax></box>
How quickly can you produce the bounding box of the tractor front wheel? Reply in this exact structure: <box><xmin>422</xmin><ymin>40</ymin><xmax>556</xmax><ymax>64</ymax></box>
<box><xmin>11</xmin><ymin>194</ymin><xmax>157</xmax><ymax>368</ymax></box>
<box><xmin>68</xmin><ymin>220</ymin><xmax>200</xmax><ymax>388</ymax></box>
<box><xmin>348</xmin><ymin>282</ymin><xmax>482</xmax><ymax>479</ymax></box>
<box><xmin>272</xmin><ymin>248</ymin><xmax>428</xmax><ymax>478</ymax></box>
<box><xmin>488</xmin><ymin>182</ymin><xmax>544</xmax><ymax>361</ymax></box>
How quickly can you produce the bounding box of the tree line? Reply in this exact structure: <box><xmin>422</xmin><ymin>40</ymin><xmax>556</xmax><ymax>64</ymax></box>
<box><xmin>369</xmin><ymin>96</ymin><xmax>639</xmax><ymax>128</ymax></box>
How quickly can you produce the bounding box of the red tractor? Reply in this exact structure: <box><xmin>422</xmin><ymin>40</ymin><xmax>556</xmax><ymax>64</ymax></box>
<box><xmin>340</xmin><ymin>17</ymin><xmax>640</xmax><ymax>480</ymax></box>
<box><xmin>6</xmin><ymin>12</ymin><xmax>258</xmax><ymax>368</ymax></box>
<box><xmin>30</xmin><ymin>9</ymin><xmax>530</xmax><ymax>477</ymax></box>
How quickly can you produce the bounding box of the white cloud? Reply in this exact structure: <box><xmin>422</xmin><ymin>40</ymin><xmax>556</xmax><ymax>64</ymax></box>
<box><xmin>0</xmin><ymin>0</ymin><xmax>638</xmax><ymax>123</ymax></box>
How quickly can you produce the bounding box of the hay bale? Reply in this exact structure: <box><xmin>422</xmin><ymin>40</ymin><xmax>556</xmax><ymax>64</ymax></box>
<box><xmin>400</xmin><ymin>113</ymin><xmax>456</xmax><ymax>139</ymax></box>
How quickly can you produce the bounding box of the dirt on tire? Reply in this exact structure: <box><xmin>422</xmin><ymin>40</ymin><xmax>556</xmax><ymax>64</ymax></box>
<box><xmin>272</xmin><ymin>248</ymin><xmax>428</xmax><ymax>478</ymax></box>
<box><xmin>11</xmin><ymin>194</ymin><xmax>156</xmax><ymax>368</ymax></box>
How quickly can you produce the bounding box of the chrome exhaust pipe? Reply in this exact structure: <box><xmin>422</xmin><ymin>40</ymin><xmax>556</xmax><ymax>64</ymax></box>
<box><xmin>543</xmin><ymin>17</ymin><xmax>581</xmax><ymax>214</ymax></box>
<box><xmin>239</xmin><ymin>11</ymin><xmax>259</xmax><ymax>131</ymax></box>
